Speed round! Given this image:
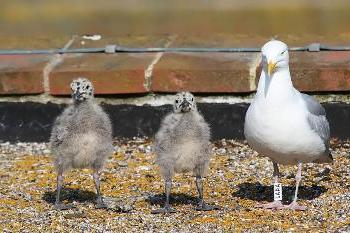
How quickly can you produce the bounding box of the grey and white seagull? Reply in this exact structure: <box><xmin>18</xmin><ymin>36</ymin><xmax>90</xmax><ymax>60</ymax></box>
<box><xmin>244</xmin><ymin>40</ymin><xmax>332</xmax><ymax>210</ymax></box>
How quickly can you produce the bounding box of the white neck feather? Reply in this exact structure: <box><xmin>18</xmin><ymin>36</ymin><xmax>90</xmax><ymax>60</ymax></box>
<box><xmin>256</xmin><ymin>67</ymin><xmax>296</xmax><ymax>105</ymax></box>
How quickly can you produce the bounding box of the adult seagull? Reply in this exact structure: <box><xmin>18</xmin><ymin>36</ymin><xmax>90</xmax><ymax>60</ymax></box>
<box><xmin>244</xmin><ymin>40</ymin><xmax>332</xmax><ymax>210</ymax></box>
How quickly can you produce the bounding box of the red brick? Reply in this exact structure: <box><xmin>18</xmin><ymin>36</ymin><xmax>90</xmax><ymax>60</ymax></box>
<box><xmin>152</xmin><ymin>52</ymin><xmax>258</xmax><ymax>93</ymax></box>
<box><xmin>49</xmin><ymin>53</ymin><xmax>156</xmax><ymax>95</ymax></box>
<box><xmin>0</xmin><ymin>55</ymin><xmax>50</xmax><ymax>94</ymax></box>
<box><xmin>289</xmin><ymin>51</ymin><xmax>350</xmax><ymax>91</ymax></box>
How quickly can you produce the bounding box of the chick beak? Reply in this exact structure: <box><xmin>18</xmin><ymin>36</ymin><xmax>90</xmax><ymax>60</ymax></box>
<box><xmin>267</xmin><ymin>61</ymin><xmax>276</xmax><ymax>76</ymax></box>
<box><xmin>73</xmin><ymin>91</ymin><xmax>84</xmax><ymax>101</ymax></box>
<box><xmin>180</xmin><ymin>100</ymin><xmax>190</xmax><ymax>112</ymax></box>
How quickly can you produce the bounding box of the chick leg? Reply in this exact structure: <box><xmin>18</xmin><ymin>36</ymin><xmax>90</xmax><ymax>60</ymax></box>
<box><xmin>93</xmin><ymin>171</ymin><xmax>107</xmax><ymax>209</ymax></box>
<box><xmin>195</xmin><ymin>176</ymin><xmax>220</xmax><ymax>211</ymax></box>
<box><xmin>54</xmin><ymin>170</ymin><xmax>75</xmax><ymax>210</ymax></box>
<box><xmin>283</xmin><ymin>162</ymin><xmax>306</xmax><ymax>210</ymax></box>
<box><xmin>256</xmin><ymin>162</ymin><xmax>284</xmax><ymax>209</ymax></box>
<box><xmin>151</xmin><ymin>179</ymin><xmax>177</xmax><ymax>214</ymax></box>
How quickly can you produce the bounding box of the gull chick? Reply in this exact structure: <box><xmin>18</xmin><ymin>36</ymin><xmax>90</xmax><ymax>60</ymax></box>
<box><xmin>152</xmin><ymin>92</ymin><xmax>217</xmax><ymax>213</ymax></box>
<box><xmin>50</xmin><ymin>77</ymin><xmax>113</xmax><ymax>210</ymax></box>
<box><xmin>244</xmin><ymin>40</ymin><xmax>332</xmax><ymax>210</ymax></box>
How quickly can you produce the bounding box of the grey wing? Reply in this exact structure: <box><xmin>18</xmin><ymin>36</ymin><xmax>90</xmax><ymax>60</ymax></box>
<box><xmin>50</xmin><ymin>107</ymin><xmax>74</xmax><ymax>148</ymax></box>
<box><xmin>197</xmin><ymin>113</ymin><xmax>211</xmax><ymax>142</ymax></box>
<box><xmin>97</xmin><ymin>110</ymin><xmax>113</xmax><ymax>139</ymax></box>
<box><xmin>302</xmin><ymin>94</ymin><xmax>330</xmax><ymax>145</ymax></box>
<box><xmin>50</xmin><ymin>117</ymin><xmax>68</xmax><ymax>148</ymax></box>
<box><xmin>154</xmin><ymin>114</ymin><xmax>175</xmax><ymax>154</ymax></box>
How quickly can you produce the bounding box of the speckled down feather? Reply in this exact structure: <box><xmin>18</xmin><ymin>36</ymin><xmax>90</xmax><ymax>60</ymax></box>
<box><xmin>155</xmin><ymin>110</ymin><xmax>211</xmax><ymax>178</ymax></box>
<box><xmin>50</xmin><ymin>100</ymin><xmax>113</xmax><ymax>172</ymax></box>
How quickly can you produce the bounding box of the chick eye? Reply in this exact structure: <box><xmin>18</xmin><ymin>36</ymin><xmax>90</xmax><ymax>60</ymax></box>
<box><xmin>281</xmin><ymin>50</ymin><xmax>286</xmax><ymax>55</ymax></box>
<box><xmin>191</xmin><ymin>98</ymin><xmax>194</xmax><ymax>101</ymax></box>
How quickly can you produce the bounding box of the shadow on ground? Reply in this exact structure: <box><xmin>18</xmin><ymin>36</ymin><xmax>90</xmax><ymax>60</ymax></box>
<box><xmin>42</xmin><ymin>188</ymin><xmax>97</xmax><ymax>204</ymax></box>
<box><xmin>232</xmin><ymin>182</ymin><xmax>327</xmax><ymax>203</ymax></box>
<box><xmin>146</xmin><ymin>193</ymin><xmax>199</xmax><ymax>206</ymax></box>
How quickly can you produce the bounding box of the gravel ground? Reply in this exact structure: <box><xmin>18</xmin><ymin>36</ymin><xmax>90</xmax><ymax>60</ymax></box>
<box><xmin>0</xmin><ymin>138</ymin><xmax>349</xmax><ymax>232</ymax></box>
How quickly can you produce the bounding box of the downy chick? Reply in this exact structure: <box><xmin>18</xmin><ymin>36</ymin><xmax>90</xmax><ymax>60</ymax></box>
<box><xmin>153</xmin><ymin>92</ymin><xmax>218</xmax><ymax>213</ymax></box>
<box><xmin>50</xmin><ymin>77</ymin><xmax>113</xmax><ymax>210</ymax></box>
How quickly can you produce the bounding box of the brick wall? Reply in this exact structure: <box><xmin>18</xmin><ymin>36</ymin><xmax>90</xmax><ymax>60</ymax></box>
<box><xmin>1</xmin><ymin>36</ymin><xmax>350</xmax><ymax>96</ymax></box>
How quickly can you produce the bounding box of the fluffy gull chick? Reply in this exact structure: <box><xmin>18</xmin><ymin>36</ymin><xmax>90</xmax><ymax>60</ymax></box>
<box><xmin>50</xmin><ymin>78</ymin><xmax>113</xmax><ymax>210</ymax></box>
<box><xmin>152</xmin><ymin>92</ymin><xmax>218</xmax><ymax>213</ymax></box>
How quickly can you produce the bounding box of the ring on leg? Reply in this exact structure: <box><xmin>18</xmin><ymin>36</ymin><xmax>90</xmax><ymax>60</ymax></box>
<box><xmin>256</xmin><ymin>162</ymin><xmax>284</xmax><ymax>210</ymax></box>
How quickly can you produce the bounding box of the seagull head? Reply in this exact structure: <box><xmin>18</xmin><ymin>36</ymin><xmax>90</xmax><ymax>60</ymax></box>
<box><xmin>70</xmin><ymin>77</ymin><xmax>94</xmax><ymax>102</ymax></box>
<box><xmin>174</xmin><ymin>92</ymin><xmax>196</xmax><ymax>113</ymax></box>
<box><xmin>261</xmin><ymin>40</ymin><xmax>289</xmax><ymax>77</ymax></box>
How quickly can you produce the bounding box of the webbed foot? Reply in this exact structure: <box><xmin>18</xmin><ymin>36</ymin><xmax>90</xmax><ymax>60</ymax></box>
<box><xmin>282</xmin><ymin>201</ymin><xmax>306</xmax><ymax>211</ymax></box>
<box><xmin>95</xmin><ymin>201</ymin><xmax>108</xmax><ymax>209</ymax></box>
<box><xmin>151</xmin><ymin>205</ymin><xmax>177</xmax><ymax>214</ymax></box>
<box><xmin>256</xmin><ymin>200</ymin><xmax>284</xmax><ymax>210</ymax></box>
<box><xmin>54</xmin><ymin>203</ymin><xmax>76</xmax><ymax>211</ymax></box>
<box><xmin>195</xmin><ymin>202</ymin><xmax>220</xmax><ymax>211</ymax></box>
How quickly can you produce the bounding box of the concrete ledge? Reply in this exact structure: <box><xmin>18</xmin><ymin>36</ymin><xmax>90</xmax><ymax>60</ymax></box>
<box><xmin>0</xmin><ymin>101</ymin><xmax>349</xmax><ymax>142</ymax></box>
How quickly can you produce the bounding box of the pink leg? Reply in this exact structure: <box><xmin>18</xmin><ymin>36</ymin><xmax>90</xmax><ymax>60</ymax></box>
<box><xmin>256</xmin><ymin>162</ymin><xmax>284</xmax><ymax>210</ymax></box>
<box><xmin>283</xmin><ymin>162</ymin><xmax>306</xmax><ymax>211</ymax></box>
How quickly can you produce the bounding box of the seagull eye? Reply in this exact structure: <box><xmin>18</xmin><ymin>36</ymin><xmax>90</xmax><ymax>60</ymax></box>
<box><xmin>281</xmin><ymin>50</ymin><xmax>286</xmax><ymax>55</ymax></box>
<box><xmin>175</xmin><ymin>100</ymin><xmax>179</xmax><ymax>104</ymax></box>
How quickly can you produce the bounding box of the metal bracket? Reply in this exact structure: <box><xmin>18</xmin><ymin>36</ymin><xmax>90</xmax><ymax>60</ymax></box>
<box><xmin>308</xmin><ymin>43</ymin><xmax>321</xmax><ymax>52</ymax></box>
<box><xmin>105</xmin><ymin>44</ymin><xmax>117</xmax><ymax>53</ymax></box>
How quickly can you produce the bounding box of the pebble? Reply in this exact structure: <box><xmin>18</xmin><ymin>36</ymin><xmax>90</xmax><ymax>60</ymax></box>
<box><xmin>0</xmin><ymin>137</ymin><xmax>349</xmax><ymax>232</ymax></box>
<box><xmin>117</xmin><ymin>161</ymin><xmax>128</xmax><ymax>167</ymax></box>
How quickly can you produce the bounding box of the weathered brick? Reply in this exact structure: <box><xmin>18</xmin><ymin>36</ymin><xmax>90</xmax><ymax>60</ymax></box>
<box><xmin>49</xmin><ymin>53</ymin><xmax>156</xmax><ymax>95</ymax></box>
<box><xmin>255</xmin><ymin>51</ymin><xmax>350</xmax><ymax>92</ymax></box>
<box><xmin>152</xmin><ymin>52</ymin><xmax>258</xmax><ymax>93</ymax></box>
<box><xmin>290</xmin><ymin>51</ymin><xmax>350</xmax><ymax>91</ymax></box>
<box><xmin>0</xmin><ymin>55</ymin><xmax>50</xmax><ymax>94</ymax></box>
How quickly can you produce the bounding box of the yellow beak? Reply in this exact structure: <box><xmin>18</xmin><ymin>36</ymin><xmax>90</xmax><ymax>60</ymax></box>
<box><xmin>268</xmin><ymin>61</ymin><xmax>276</xmax><ymax>76</ymax></box>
